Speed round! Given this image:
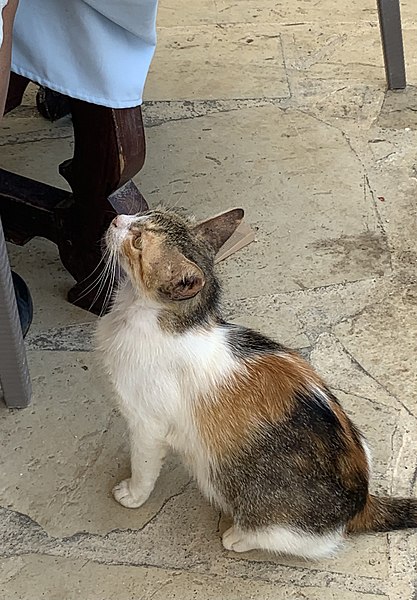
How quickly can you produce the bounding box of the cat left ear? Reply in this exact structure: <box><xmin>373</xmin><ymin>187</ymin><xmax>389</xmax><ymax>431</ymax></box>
<box><xmin>191</xmin><ymin>208</ymin><xmax>244</xmax><ymax>254</ymax></box>
<box><xmin>159</xmin><ymin>255</ymin><xmax>205</xmax><ymax>301</ymax></box>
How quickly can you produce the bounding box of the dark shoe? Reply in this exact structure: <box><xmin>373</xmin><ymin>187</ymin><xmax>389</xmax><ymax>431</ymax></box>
<box><xmin>11</xmin><ymin>271</ymin><xmax>33</xmax><ymax>337</ymax></box>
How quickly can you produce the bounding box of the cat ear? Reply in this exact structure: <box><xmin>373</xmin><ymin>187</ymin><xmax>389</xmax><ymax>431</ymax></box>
<box><xmin>191</xmin><ymin>208</ymin><xmax>244</xmax><ymax>254</ymax></box>
<box><xmin>159</xmin><ymin>254</ymin><xmax>205</xmax><ymax>301</ymax></box>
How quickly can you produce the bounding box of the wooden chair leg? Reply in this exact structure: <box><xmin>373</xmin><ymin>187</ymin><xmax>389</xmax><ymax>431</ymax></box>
<box><xmin>377</xmin><ymin>0</ymin><xmax>406</xmax><ymax>90</ymax></box>
<box><xmin>59</xmin><ymin>100</ymin><xmax>148</xmax><ymax>313</ymax></box>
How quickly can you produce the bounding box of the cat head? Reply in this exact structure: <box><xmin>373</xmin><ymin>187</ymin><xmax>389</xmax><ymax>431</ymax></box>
<box><xmin>105</xmin><ymin>207</ymin><xmax>243</xmax><ymax>307</ymax></box>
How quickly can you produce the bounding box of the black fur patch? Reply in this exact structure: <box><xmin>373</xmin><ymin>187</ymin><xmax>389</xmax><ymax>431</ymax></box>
<box><xmin>222</xmin><ymin>323</ymin><xmax>286</xmax><ymax>358</ymax></box>
<box><xmin>214</xmin><ymin>391</ymin><xmax>368</xmax><ymax>534</ymax></box>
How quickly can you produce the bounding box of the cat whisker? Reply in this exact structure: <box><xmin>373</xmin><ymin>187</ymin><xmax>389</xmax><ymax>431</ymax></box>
<box><xmin>87</xmin><ymin>251</ymin><xmax>115</xmax><ymax>311</ymax></box>
<box><xmin>100</xmin><ymin>253</ymin><xmax>118</xmax><ymax>317</ymax></box>
<box><xmin>73</xmin><ymin>251</ymin><xmax>107</xmax><ymax>289</ymax></box>
<box><xmin>73</xmin><ymin>248</ymin><xmax>113</xmax><ymax>303</ymax></box>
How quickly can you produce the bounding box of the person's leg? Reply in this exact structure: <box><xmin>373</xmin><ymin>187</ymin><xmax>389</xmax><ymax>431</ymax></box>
<box><xmin>0</xmin><ymin>0</ymin><xmax>19</xmax><ymax>116</ymax></box>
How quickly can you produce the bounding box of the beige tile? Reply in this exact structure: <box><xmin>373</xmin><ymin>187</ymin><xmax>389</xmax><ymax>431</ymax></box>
<box><xmin>157</xmin><ymin>0</ymin><xmax>380</xmax><ymax>27</ymax></box>
<box><xmin>146</xmin><ymin>24</ymin><xmax>289</xmax><ymax>101</ymax></box>
<box><xmin>281</xmin><ymin>23</ymin><xmax>386</xmax><ymax>94</ymax></box>
<box><xmin>333</xmin><ymin>291</ymin><xmax>417</xmax><ymax>412</ymax></box>
<box><xmin>280</xmin><ymin>23</ymin><xmax>417</xmax><ymax>101</ymax></box>
<box><xmin>0</xmin><ymin>112</ymin><xmax>72</xmax><ymax>147</ymax></box>
<box><xmin>224</xmin><ymin>277</ymin><xmax>388</xmax><ymax>349</ymax></box>
<box><xmin>0</xmin><ymin>555</ymin><xmax>390</xmax><ymax>600</ymax></box>
<box><xmin>0</xmin><ymin>136</ymin><xmax>73</xmax><ymax>187</ymax></box>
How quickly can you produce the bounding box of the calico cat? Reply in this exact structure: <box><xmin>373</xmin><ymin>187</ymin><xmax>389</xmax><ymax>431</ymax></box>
<box><xmin>96</xmin><ymin>207</ymin><xmax>417</xmax><ymax>559</ymax></box>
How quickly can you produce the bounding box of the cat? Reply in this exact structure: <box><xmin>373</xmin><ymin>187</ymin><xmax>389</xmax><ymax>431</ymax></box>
<box><xmin>95</xmin><ymin>207</ymin><xmax>417</xmax><ymax>559</ymax></box>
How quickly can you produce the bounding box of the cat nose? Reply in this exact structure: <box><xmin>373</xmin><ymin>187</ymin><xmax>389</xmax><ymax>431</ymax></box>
<box><xmin>112</xmin><ymin>215</ymin><xmax>131</xmax><ymax>229</ymax></box>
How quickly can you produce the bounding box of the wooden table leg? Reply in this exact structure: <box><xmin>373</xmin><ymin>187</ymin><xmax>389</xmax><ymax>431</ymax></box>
<box><xmin>59</xmin><ymin>99</ymin><xmax>148</xmax><ymax>314</ymax></box>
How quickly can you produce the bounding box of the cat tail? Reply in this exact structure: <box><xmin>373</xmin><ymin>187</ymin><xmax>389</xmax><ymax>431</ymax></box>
<box><xmin>347</xmin><ymin>495</ymin><xmax>417</xmax><ymax>533</ymax></box>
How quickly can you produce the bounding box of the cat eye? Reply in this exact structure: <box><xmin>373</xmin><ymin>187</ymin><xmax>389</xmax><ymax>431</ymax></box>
<box><xmin>133</xmin><ymin>232</ymin><xmax>142</xmax><ymax>249</ymax></box>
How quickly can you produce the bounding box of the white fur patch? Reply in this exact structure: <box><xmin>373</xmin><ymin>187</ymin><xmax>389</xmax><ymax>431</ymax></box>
<box><xmin>223</xmin><ymin>524</ymin><xmax>344</xmax><ymax>559</ymax></box>
<box><xmin>361</xmin><ymin>437</ymin><xmax>373</xmax><ymax>475</ymax></box>
<box><xmin>96</xmin><ymin>280</ymin><xmax>239</xmax><ymax>506</ymax></box>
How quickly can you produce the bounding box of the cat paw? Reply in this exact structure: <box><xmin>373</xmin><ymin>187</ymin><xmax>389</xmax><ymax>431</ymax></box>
<box><xmin>112</xmin><ymin>479</ymin><xmax>149</xmax><ymax>509</ymax></box>
<box><xmin>222</xmin><ymin>526</ymin><xmax>256</xmax><ymax>553</ymax></box>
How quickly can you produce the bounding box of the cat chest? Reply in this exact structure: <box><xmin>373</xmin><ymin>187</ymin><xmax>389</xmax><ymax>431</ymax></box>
<box><xmin>98</xmin><ymin>315</ymin><xmax>239</xmax><ymax>417</ymax></box>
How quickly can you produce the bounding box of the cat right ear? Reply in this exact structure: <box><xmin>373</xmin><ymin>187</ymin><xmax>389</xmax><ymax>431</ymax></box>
<box><xmin>158</xmin><ymin>250</ymin><xmax>206</xmax><ymax>301</ymax></box>
<box><xmin>191</xmin><ymin>208</ymin><xmax>244</xmax><ymax>254</ymax></box>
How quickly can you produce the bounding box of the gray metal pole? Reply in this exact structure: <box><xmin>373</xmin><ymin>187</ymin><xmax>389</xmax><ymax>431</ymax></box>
<box><xmin>0</xmin><ymin>218</ymin><xmax>31</xmax><ymax>408</ymax></box>
<box><xmin>377</xmin><ymin>0</ymin><xmax>406</xmax><ymax>90</ymax></box>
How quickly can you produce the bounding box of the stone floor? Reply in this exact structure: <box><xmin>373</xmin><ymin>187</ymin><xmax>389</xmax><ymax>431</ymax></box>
<box><xmin>1</xmin><ymin>0</ymin><xmax>417</xmax><ymax>598</ymax></box>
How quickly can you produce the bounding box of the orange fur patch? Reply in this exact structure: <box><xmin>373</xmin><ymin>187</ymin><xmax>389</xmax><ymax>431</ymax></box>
<box><xmin>330</xmin><ymin>399</ymin><xmax>369</xmax><ymax>490</ymax></box>
<box><xmin>122</xmin><ymin>230</ymin><xmax>203</xmax><ymax>299</ymax></box>
<box><xmin>196</xmin><ymin>352</ymin><xmax>325</xmax><ymax>457</ymax></box>
<box><xmin>346</xmin><ymin>495</ymin><xmax>378</xmax><ymax>533</ymax></box>
<box><xmin>122</xmin><ymin>237</ymin><xmax>144</xmax><ymax>283</ymax></box>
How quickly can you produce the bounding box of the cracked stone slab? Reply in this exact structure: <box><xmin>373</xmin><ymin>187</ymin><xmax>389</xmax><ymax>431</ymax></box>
<box><xmin>137</xmin><ymin>105</ymin><xmax>391</xmax><ymax>300</ymax></box>
<box><xmin>333</xmin><ymin>291</ymin><xmax>417</xmax><ymax>412</ymax></box>
<box><xmin>142</xmin><ymin>98</ymin><xmax>279</xmax><ymax>128</ymax></box>
<box><xmin>310</xmin><ymin>334</ymin><xmax>403</xmax><ymax>492</ymax></box>
<box><xmin>0</xmin><ymin>555</ymin><xmax>390</xmax><ymax>600</ymax></box>
<box><xmin>0</xmin><ymin>351</ymin><xmax>190</xmax><ymax>536</ymax></box>
<box><xmin>278</xmin><ymin>25</ymin><xmax>417</xmax><ymax>120</ymax></box>
<box><xmin>0</xmin><ymin>491</ymin><xmax>391</xmax><ymax>595</ymax></box>
<box><xmin>390</xmin><ymin>411</ymin><xmax>417</xmax><ymax>497</ymax></box>
<box><xmin>310</xmin><ymin>333</ymin><xmax>417</xmax><ymax>495</ymax></box>
<box><xmin>279</xmin><ymin>23</ymin><xmax>417</xmax><ymax>97</ymax></box>
<box><xmin>310</xmin><ymin>333</ymin><xmax>400</xmax><ymax>410</ymax></box>
<box><xmin>288</xmin><ymin>85</ymin><xmax>385</xmax><ymax>128</ymax></box>
<box><xmin>26</xmin><ymin>323</ymin><xmax>95</xmax><ymax>352</ymax></box>
<box><xmin>146</xmin><ymin>24</ymin><xmax>290</xmax><ymax>101</ymax></box>
<box><xmin>224</xmin><ymin>277</ymin><xmax>388</xmax><ymax>348</ymax></box>
<box><xmin>358</xmin><ymin>137</ymin><xmax>417</xmax><ymax>282</ymax></box>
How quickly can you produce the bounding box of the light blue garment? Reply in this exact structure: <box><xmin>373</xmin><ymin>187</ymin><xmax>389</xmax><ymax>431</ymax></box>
<box><xmin>11</xmin><ymin>0</ymin><xmax>158</xmax><ymax>108</ymax></box>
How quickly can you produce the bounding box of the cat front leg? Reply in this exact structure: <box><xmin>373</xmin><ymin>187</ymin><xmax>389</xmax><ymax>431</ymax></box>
<box><xmin>113</xmin><ymin>424</ymin><xmax>167</xmax><ymax>509</ymax></box>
